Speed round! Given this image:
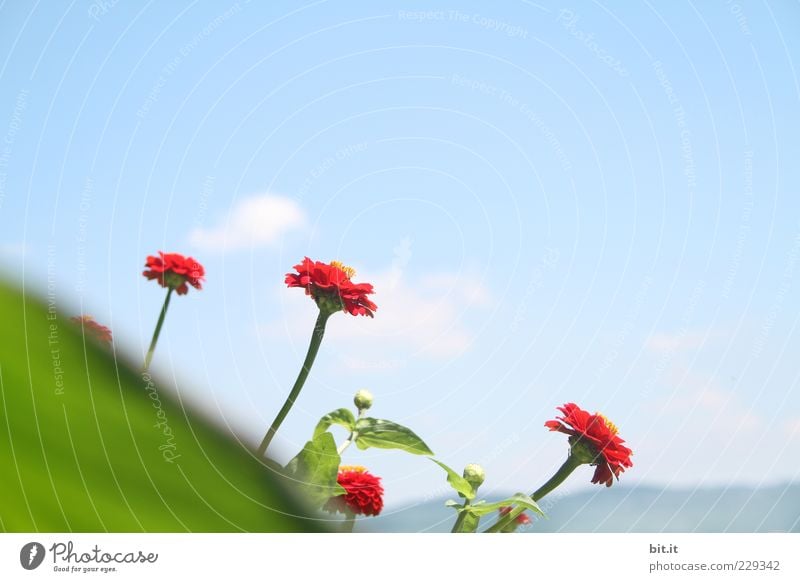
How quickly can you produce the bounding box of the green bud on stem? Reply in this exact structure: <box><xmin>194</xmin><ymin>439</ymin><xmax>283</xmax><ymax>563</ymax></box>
<box><xmin>463</xmin><ymin>463</ymin><xmax>486</xmax><ymax>489</ymax></box>
<box><xmin>354</xmin><ymin>389</ymin><xmax>374</xmax><ymax>412</ymax></box>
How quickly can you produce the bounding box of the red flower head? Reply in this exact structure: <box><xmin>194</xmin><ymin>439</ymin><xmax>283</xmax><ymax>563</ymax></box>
<box><xmin>323</xmin><ymin>465</ymin><xmax>384</xmax><ymax>516</ymax></box>
<box><xmin>499</xmin><ymin>506</ymin><xmax>532</xmax><ymax>525</ymax></box>
<box><xmin>70</xmin><ymin>315</ymin><xmax>112</xmax><ymax>344</ymax></box>
<box><xmin>545</xmin><ymin>403</ymin><xmax>633</xmax><ymax>487</ymax></box>
<box><xmin>285</xmin><ymin>257</ymin><xmax>376</xmax><ymax>317</ymax></box>
<box><xmin>143</xmin><ymin>251</ymin><xmax>205</xmax><ymax>295</ymax></box>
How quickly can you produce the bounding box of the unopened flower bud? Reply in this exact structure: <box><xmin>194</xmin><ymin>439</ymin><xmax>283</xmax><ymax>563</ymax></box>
<box><xmin>354</xmin><ymin>389</ymin><xmax>374</xmax><ymax>411</ymax></box>
<box><xmin>463</xmin><ymin>463</ymin><xmax>486</xmax><ymax>488</ymax></box>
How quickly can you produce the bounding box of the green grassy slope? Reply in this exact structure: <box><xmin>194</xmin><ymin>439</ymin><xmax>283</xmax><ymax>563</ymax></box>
<box><xmin>0</xmin><ymin>281</ymin><xmax>319</xmax><ymax>532</ymax></box>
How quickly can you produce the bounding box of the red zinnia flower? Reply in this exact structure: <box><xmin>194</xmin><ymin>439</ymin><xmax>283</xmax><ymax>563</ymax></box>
<box><xmin>499</xmin><ymin>506</ymin><xmax>532</xmax><ymax>525</ymax></box>
<box><xmin>545</xmin><ymin>402</ymin><xmax>633</xmax><ymax>487</ymax></box>
<box><xmin>323</xmin><ymin>465</ymin><xmax>384</xmax><ymax>516</ymax></box>
<box><xmin>285</xmin><ymin>257</ymin><xmax>376</xmax><ymax>317</ymax></box>
<box><xmin>71</xmin><ymin>315</ymin><xmax>112</xmax><ymax>344</ymax></box>
<box><xmin>143</xmin><ymin>251</ymin><xmax>205</xmax><ymax>295</ymax></box>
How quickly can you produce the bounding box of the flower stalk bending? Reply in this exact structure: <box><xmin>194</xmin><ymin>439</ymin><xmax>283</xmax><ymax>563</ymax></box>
<box><xmin>258</xmin><ymin>310</ymin><xmax>331</xmax><ymax>457</ymax></box>
<box><xmin>484</xmin><ymin>454</ymin><xmax>582</xmax><ymax>533</ymax></box>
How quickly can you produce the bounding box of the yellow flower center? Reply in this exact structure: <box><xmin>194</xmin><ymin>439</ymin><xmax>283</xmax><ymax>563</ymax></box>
<box><xmin>596</xmin><ymin>413</ymin><xmax>619</xmax><ymax>435</ymax></box>
<box><xmin>330</xmin><ymin>260</ymin><xmax>356</xmax><ymax>279</ymax></box>
<box><xmin>339</xmin><ymin>465</ymin><xmax>367</xmax><ymax>473</ymax></box>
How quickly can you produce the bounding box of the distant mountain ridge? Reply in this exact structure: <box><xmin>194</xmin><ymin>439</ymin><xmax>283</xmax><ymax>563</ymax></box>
<box><xmin>364</xmin><ymin>483</ymin><xmax>800</xmax><ymax>533</ymax></box>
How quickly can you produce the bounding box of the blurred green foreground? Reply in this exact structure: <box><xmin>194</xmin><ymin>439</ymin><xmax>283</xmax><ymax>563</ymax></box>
<box><xmin>0</xmin><ymin>281</ymin><xmax>319</xmax><ymax>532</ymax></box>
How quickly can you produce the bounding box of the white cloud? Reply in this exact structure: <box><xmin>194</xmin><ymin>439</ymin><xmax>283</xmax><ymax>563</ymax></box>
<box><xmin>327</xmin><ymin>270</ymin><xmax>475</xmax><ymax>359</ymax></box>
<box><xmin>783</xmin><ymin>417</ymin><xmax>800</xmax><ymax>439</ymax></box>
<box><xmin>645</xmin><ymin>330</ymin><xmax>711</xmax><ymax>353</ymax></box>
<box><xmin>189</xmin><ymin>194</ymin><xmax>305</xmax><ymax>252</ymax></box>
<box><xmin>0</xmin><ymin>242</ymin><xmax>28</xmax><ymax>257</ymax></box>
<box><xmin>418</xmin><ymin>272</ymin><xmax>492</xmax><ymax>307</ymax></box>
<box><xmin>261</xmin><ymin>265</ymin><xmax>492</xmax><ymax>363</ymax></box>
<box><xmin>634</xmin><ymin>369</ymin><xmax>796</xmax><ymax>486</ymax></box>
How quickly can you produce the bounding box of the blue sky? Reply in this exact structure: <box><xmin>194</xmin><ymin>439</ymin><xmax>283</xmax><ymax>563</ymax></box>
<box><xmin>1</xmin><ymin>1</ymin><xmax>799</xmax><ymax>510</ymax></box>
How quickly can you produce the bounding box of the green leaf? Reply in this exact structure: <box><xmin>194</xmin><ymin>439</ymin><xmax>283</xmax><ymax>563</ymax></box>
<box><xmin>354</xmin><ymin>417</ymin><xmax>434</xmax><ymax>455</ymax></box>
<box><xmin>467</xmin><ymin>493</ymin><xmax>545</xmax><ymax>517</ymax></box>
<box><xmin>285</xmin><ymin>432</ymin><xmax>346</xmax><ymax>507</ymax></box>
<box><xmin>0</xmin><ymin>280</ymin><xmax>321</xmax><ymax>532</ymax></box>
<box><xmin>448</xmin><ymin>493</ymin><xmax>543</xmax><ymax>533</ymax></box>
<box><xmin>446</xmin><ymin>499</ymin><xmax>482</xmax><ymax>533</ymax></box>
<box><xmin>313</xmin><ymin>408</ymin><xmax>356</xmax><ymax>439</ymax></box>
<box><xmin>431</xmin><ymin>459</ymin><xmax>476</xmax><ymax>500</ymax></box>
<box><xmin>460</xmin><ymin>511</ymin><xmax>481</xmax><ymax>533</ymax></box>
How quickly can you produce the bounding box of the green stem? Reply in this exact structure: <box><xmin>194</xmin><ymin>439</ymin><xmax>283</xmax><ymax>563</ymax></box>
<box><xmin>337</xmin><ymin>435</ymin><xmax>354</xmax><ymax>456</ymax></box>
<box><xmin>258</xmin><ymin>310</ymin><xmax>331</xmax><ymax>457</ymax></box>
<box><xmin>143</xmin><ymin>288</ymin><xmax>173</xmax><ymax>370</ymax></box>
<box><xmin>483</xmin><ymin>455</ymin><xmax>583</xmax><ymax>533</ymax></box>
<box><xmin>341</xmin><ymin>511</ymin><xmax>356</xmax><ymax>533</ymax></box>
<box><xmin>337</xmin><ymin>409</ymin><xmax>365</xmax><ymax>455</ymax></box>
<box><xmin>451</xmin><ymin>498</ymin><xmax>472</xmax><ymax>533</ymax></box>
